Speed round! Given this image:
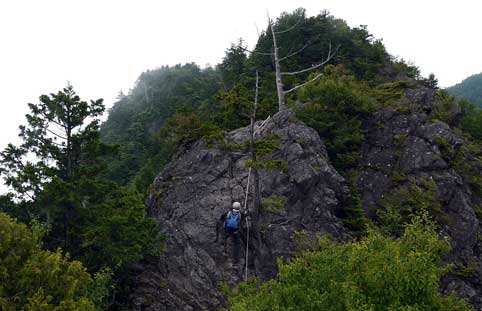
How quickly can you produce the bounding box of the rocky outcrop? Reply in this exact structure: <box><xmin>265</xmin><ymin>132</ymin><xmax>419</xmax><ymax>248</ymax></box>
<box><xmin>357</xmin><ymin>87</ymin><xmax>482</xmax><ymax>308</ymax></box>
<box><xmin>131</xmin><ymin>87</ymin><xmax>482</xmax><ymax>310</ymax></box>
<box><xmin>130</xmin><ymin>110</ymin><xmax>351</xmax><ymax>310</ymax></box>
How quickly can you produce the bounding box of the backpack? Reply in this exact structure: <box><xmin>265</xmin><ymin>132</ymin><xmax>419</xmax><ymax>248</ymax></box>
<box><xmin>224</xmin><ymin>210</ymin><xmax>241</xmax><ymax>229</ymax></box>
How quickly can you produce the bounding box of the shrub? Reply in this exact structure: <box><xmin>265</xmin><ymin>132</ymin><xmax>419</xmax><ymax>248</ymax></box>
<box><xmin>0</xmin><ymin>213</ymin><xmax>95</xmax><ymax>310</ymax></box>
<box><xmin>226</xmin><ymin>217</ymin><xmax>472</xmax><ymax>311</ymax></box>
<box><xmin>294</xmin><ymin>65</ymin><xmax>376</xmax><ymax>171</ymax></box>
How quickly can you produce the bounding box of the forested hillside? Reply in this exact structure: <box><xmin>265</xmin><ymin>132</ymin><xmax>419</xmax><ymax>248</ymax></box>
<box><xmin>1</xmin><ymin>8</ymin><xmax>482</xmax><ymax>311</ymax></box>
<box><xmin>448</xmin><ymin>72</ymin><xmax>482</xmax><ymax>107</ymax></box>
<box><xmin>100</xmin><ymin>9</ymin><xmax>422</xmax><ymax>193</ymax></box>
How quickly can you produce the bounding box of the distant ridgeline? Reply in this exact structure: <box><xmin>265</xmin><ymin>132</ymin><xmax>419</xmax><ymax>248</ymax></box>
<box><xmin>447</xmin><ymin>71</ymin><xmax>482</xmax><ymax>107</ymax></box>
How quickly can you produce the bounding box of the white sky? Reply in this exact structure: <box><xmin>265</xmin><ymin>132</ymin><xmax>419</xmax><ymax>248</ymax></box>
<box><xmin>0</xmin><ymin>0</ymin><xmax>481</xmax><ymax>154</ymax></box>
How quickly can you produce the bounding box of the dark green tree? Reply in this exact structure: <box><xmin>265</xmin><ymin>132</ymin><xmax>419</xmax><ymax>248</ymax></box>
<box><xmin>219</xmin><ymin>39</ymin><xmax>248</xmax><ymax>91</ymax></box>
<box><xmin>0</xmin><ymin>84</ymin><xmax>161</xmax><ymax>277</ymax></box>
<box><xmin>0</xmin><ymin>84</ymin><xmax>107</xmax><ymax>248</ymax></box>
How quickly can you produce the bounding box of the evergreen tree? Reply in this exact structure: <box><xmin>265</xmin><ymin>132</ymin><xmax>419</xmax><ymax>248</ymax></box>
<box><xmin>0</xmin><ymin>86</ymin><xmax>162</xmax><ymax>307</ymax></box>
<box><xmin>0</xmin><ymin>84</ymin><xmax>110</xmax><ymax>249</ymax></box>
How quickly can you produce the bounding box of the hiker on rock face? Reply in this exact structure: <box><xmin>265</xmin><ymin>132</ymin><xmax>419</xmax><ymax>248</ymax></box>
<box><xmin>217</xmin><ymin>201</ymin><xmax>247</xmax><ymax>263</ymax></box>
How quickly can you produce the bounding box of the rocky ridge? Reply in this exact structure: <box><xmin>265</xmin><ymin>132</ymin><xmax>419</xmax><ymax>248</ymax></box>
<box><xmin>358</xmin><ymin>87</ymin><xmax>482</xmax><ymax>308</ymax></box>
<box><xmin>130</xmin><ymin>110</ymin><xmax>351</xmax><ymax>310</ymax></box>
<box><xmin>131</xmin><ymin>87</ymin><xmax>482</xmax><ymax>310</ymax></box>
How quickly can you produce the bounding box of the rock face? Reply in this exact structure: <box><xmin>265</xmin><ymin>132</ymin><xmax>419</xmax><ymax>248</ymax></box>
<box><xmin>131</xmin><ymin>88</ymin><xmax>482</xmax><ymax>310</ymax></box>
<box><xmin>130</xmin><ymin>110</ymin><xmax>351</xmax><ymax>310</ymax></box>
<box><xmin>357</xmin><ymin>87</ymin><xmax>482</xmax><ymax>309</ymax></box>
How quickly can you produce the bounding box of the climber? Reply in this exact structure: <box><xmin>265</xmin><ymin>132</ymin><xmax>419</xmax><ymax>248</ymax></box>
<box><xmin>216</xmin><ymin>202</ymin><xmax>246</xmax><ymax>263</ymax></box>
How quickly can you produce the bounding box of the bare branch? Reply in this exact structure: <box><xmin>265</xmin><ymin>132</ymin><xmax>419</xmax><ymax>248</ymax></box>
<box><xmin>284</xmin><ymin>72</ymin><xmax>324</xmax><ymax>94</ymax></box>
<box><xmin>274</xmin><ymin>18</ymin><xmax>302</xmax><ymax>35</ymax></box>
<box><xmin>49</xmin><ymin>119</ymin><xmax>66</xmax><ymax>129</ymax></box>
<box><xmin>47</xmin><ymin>140</ymin><xmax>66</xmax><ymax>147</ymax></box>
<box><xmin>46</xmin><ymin>128</ymin><xmax>67</xmax><ymax>140</ymax></box>
<box><xmin>254</xmin><ymin>23</ymin><xmax>260</xmax><ymax>37</ymax></box>
<box><xmin>240</xmin><ymin>112</ymin><xmax>251</xmax><ymax>119</ymax></box>
<box><xmin>240</xmin><ymin>46</ymin><xmax>274</xmax><ymax>56</ymax></box>
<box><xmin>254</xmin><ymin>70</ymin><xmax>259</xmax><ymax>115</ymax></box>
<box><xmin>281</xmin><ymin>43</ymin><xmax>338</xmax><ymax>76</ymax></box>
<box><xmin>279</xmin><ymin>41</ymin><xmax>311</xmax><ymax>62</ymax></box>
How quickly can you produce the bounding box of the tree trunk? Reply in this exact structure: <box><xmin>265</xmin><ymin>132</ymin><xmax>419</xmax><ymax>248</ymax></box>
<box><xmin>270</xmin><ymin>20</ymin><xmax>285</xmax><ymax>111</ymax></box>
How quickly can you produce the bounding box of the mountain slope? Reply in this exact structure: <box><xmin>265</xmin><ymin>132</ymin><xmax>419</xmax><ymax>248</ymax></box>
<box><xmin>95</xmin><ymin>8</ymin><xmax>482</xmax><ymax>311</ymax></box>
<box><xmin>447</xmin><ymin>72</ymin><xmax>482</xmax><ymax>107</ymax></box>
<box><xmin>99</xmin><ymin>9</ymin><xmax>419</xmax><ymax>192</ymax></box>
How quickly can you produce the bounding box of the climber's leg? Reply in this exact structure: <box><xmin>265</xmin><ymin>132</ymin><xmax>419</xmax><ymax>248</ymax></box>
<box><xmin>223</xmin><ymin>228</ymin><xmax>229</xmax><ymax>255</ymax></box>
<box><xmin>232</xmin><ymin>230</ymin><xmax>240</xmax><ymax>263</ymax></box>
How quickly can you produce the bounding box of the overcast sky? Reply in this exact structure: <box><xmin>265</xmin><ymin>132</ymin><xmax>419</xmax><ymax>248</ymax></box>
<box><xmin>0</xmin><ymin>0</ymin><xmax>481</xmax><ymax>153</ymax></box>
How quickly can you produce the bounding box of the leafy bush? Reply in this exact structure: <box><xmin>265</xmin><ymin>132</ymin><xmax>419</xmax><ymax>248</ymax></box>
<box><xmin>376</xmin><ymin>177</ymin><xmax>442</xmax><ymax>236</ymax></box>
<box><xmin>226</xmin><ymin>217</ymin><xmax>472</xmax><ymax>311</ymax></box>
<box><xmin>261</xmin><ymin>195</ymin><xmax>288</xmax><ymax>214</ymax></box>
<box><xmin>0</xmin><ymin>213</ymin><xmax>95</xmax><ymax>310</ymax></box>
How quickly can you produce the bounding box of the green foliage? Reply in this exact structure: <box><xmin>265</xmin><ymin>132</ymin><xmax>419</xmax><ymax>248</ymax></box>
<box><xmin>79</xmin><ymin>185</ymin><xmax>162</xmax><ymax>271</ymax></box>
<box><xmin>430</xmin><ymin>90</ymin><xmax>462</xmax><ymax>126</ymax></box>
<box><xmin>0</xmin><ymin>86</ymin><xmax>163</xmax><ymax>309</ymax></box>
<box><xmin>86</xmin><ymin>267</ymin><xmax>115</xmax><ymax>311</ymax></box>
<box><xmin>213</xmin><ymin>84</ymin><xmax>252</xmax><ymax>131</ymax></box>
<box><xmin>261</xmin><ymin>195</ymin><xmax>287</xmax><ymax>214</ymax></box>
<box><xmin>226</xmin><ymin>217</ymin><xmax>473</xmax><ymax>311</ymax></box>
<box><xmin>433</xmin><ymin>130</ymin><xmax>482</xmax><ymax>198</ymax></box>
<box><xmin>460</xmin><ymin>101</ymin><xmax>482</xmax><ymax>143</ymax></box>
<box><xmin>376</xmin><ymin>177</ymin><xmax>442</xmax><ymax>236</ymax></box>
<box><xmin>0</xmin><ymin>84</ymin><xmax>106</xmax><ymax>200</ymax></box>
<box><xmin>101</xmin><ymin>64</ymin><xmax>222</xmax><ymax>186</ymax></box>
<box><xmin>159</xmin><ymin>112</ymin><xmax>223</xmax><ymax>150</ymax></box>
<box><xmin>374</xmin><ymin>80</ymin><xmax>415</xmax><ymax>105</ymax></box>
<box><xmin>447</xmin><ymin>72</ymin><xmax>482</xmax><ymax>108</ymax></box>
<box><xmin>450</xmin><ymin>142</ymin><xmax>482</xmax><ymax>197</ymax></box>
<box><xmin>337</xmin><ymin>171</ymin><xmax>369</xmax><ymax>236</ymax></box>
<box><xmin>292</xmin><ymin>229</ymin><xmax>320</xmax><ymax>253</ymax></box>
<box><xmin>244</xmin><ymin>159</ymin><xmax>288</xmax><ymax>172</ymax></box>
<box><xmin>251</xmin><ymin>8</ymin><xmax>389</xmax><ymax>90</ymax></box>
<box><xmin>218</xmin><ymin>39</ymin><xmax>249</xmax><ymax>91</ymax></box>
<box><xmin>0</xmin><ymin>213</ymin><xmax>95</xmax><ymax>310</ymax></box>
<box><xmin>253</xmin><ymin>135</ymin><xmax>282</xmax><ymax>157</ymax></box>
<box><xmin>294</xmin><ymin>65</ymin><xmax>376</xmax><ymax>170</ymax></box>
<box><xmin>29</xmin><ymin>217</ymin><xmax>51</xmax><ymax>246</ymax></box>
<box><xmin>100</xmin><ymin>8</ymin><xmax>411</xmax><ymax>189</ymax></box>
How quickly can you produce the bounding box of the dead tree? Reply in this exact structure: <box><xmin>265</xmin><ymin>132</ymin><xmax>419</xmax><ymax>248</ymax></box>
<box><xmin>266</xmin><ymin>14</ymin><xmax>338</xmax><ymax>111</ymax></box>
<box><xmin>248</xmin><ymin>71</ymin><xmax>262</xmax><ymax>222</ymax></box>
<box><xmin>243</xmin><ymin>70</ymin><xmax>267</xmax><ymax>279</ymax></box>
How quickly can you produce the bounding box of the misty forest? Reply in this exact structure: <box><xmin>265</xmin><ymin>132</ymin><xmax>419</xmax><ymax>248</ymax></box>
<box><xmin>1</xmin><ymin>8</ymin><xmax>482</xmax><ymax>311</ymax></box>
